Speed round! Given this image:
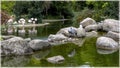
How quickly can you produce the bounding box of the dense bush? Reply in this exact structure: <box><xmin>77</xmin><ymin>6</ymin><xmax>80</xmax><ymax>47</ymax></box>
<box><xmin>1</xmin><ymin>1</ymin><xmax>118</xmax><ymax>25</ymax></box>
<box><xmin>1</xmin><ymin>11</ymin><xmax>10</xmax><ymax>24</ymax></box>
<box><xmin>13</xmin><ymin>1</ymin><xmax>44</xmax><ymax>23</ymax></box>
<box><xmin>72</xmin><ymin>1</ymin><xmax>119</xmax><ymax>27</ymax></box>
<box><xmin>42</xmin><ymin>1</ymin><xmax>74</xmax><ymax>19</ymax></box>
<box><xmin>1</xmin><ymin>1</ymin><xmax>15</xmax><ymax>15</ymax></box>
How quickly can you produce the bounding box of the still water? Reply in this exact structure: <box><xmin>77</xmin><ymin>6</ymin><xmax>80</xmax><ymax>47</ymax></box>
<box><xmin>1</xmin><ymin>20</ymin><xmax>119</xmax><ymax>67</ymax></box>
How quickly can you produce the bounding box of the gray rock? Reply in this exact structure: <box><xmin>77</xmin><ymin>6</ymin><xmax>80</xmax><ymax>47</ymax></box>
<box><xmin>86</xmin><ymin>31</ymin><xmax>98</xmax><ymax>37</ymax></box>
<box><xmin>48</xmin><ymin>33</ymin><xmax>70</xmax><ymax>45</ymax></box>
<box><xmin>1</xmin><ymin>35</ymin><xmax>15</xmax><ymax>40</ymax></box>
<box><xmin>80</xmin><ymin>17</ymin><xmax>96</xmax><ymax>28</ymax></box>
<box><xmin>1</xmin><ymin>37</ymin><xmax>33</xmax><ymax>56</ymax></box>
<box><xmin>96</xmin><ymin>37</ymin><xmax>118</xmax><ymax>50</ymax></box>
<box><xmin>24</xmin><ymin>38</ymin><xmax>31</xmax><ymax>42</ymax></box>
<box><xmin>106</xmin><ymin>31</ymin><xmax>120</xmax><ymax>41</ymax></box>
<box><xmin>47</xmin><ymin>55</ymin><xmax>65</xmax><ymax>64</ymax></box>
<box><xmin>85</xmin><ymin>24</ymin><xmax>98</xmax><ymax>32</ymax></box>
<box><xmin>97</xmin><ymin>23</ymin><xmax>103</xmax><ymax>30</ymax></box>
<box><xmin>28</xmin><ymin>39</ymin><xmax>50</xmax><ymax>51</ymax></box>
<box><xmin>102</xmin><ymin>19</ymin><xmax>119</xmax><ymax>32</ymax></box>
<box><xmin>76</xmin><ymin>25</ymin><xmax>86</xmax><ymax>37</ymax></box>
<box><xmin>48</xmin><ymin>34</ymin><xmax>67</xmax><ymax>41</ymax></box>
<box><xmin>57</xmin><ymin>27</ymin><xmax>77</xmax><ymax>37</ymax></box>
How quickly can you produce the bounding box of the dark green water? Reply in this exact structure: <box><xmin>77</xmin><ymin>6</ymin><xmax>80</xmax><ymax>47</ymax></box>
<box><xmin>1</xmin><ymin>20</ymin><xmax>119</xmax><ymax>67</ymax></box>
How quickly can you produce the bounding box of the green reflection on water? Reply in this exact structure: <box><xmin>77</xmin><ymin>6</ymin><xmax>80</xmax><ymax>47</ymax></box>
<box><xmin>25</xmin><ymin>37</ymin><xmax>118</xmax><ymax>67</ymax></box>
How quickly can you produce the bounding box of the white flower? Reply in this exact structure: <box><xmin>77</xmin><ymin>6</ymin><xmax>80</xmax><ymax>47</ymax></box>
<box><xmin>20</xmin><ymin>18</ymin><xmax>25</xmax><ymax>22</ymax></box>
<box><xmin>18</xmin><ymin>20</ymin><xmax>21</xmax><ymax>24</ymax></box>
<box><xmin>31</xmin><ymin>18</ymin><xmax>34</xmax><ymax>20</ymax></box>
<box><xmin>28</xmin><ymin>19</ymin><xmax>32</xmax><ymax>23</ymax></box>
<box><xmin>33</xmin><ymin>21</ymin><xmax>35</xmax><ymax>24</ymax></box>
<box><xmin>13</xmin><ymin>21</ymin><xmax>17</xmax><ymax>24</ymax></box>
<box><xmin>34</xmin><ymin>18</ymin><xmax>37</xmax><ymax>21</ymax></box>
<box><xmin>7</xmin><ymin>19</ymin><xmax>13</xmax><ymax>23</ymax></box>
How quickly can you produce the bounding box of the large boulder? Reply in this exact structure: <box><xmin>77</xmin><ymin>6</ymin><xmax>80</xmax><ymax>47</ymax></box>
<box><xmin>106</xmin><ymin>31</ymin><xmax>120</xmax><ymax>41</ymax></box>
<box><xmin>86</xmin><ymin>31</ymin><xmax>98</xmax><ymax>37</ymax></box>
<box><xmin>76</xmin><ymin>25</ymin><xmax>86</xmax><ymax>37</ymax></box>
<box><xmin>28</xmin><ymin>39</ymin><xmax>50</xmax><ymax>51</ymax></box>
<box><xmin>80</xmin><ymin>17</ymin><xmax>96</xmax><ymax>28</ymax></box>
<box><xmin>1</xmin><ymin>37</ymin><xmax>33</xmax><ymax>56</ymax></box>
<box><xmin>102</xmin><ymin>19</ymin><xmax>119</xmax><ymax>32</ymax></box>
<box><xmin>96</xmin><ymin>37</ymin><xmax>118</xmax><ymax>50</ymax></box>
<box><xmin>46</xmin><ymin>55</ymin><xmax>65</xmax><ymax>64</ymax></box>
<box><xmin>85</xmin><ymin>24</ymin><xmax>98</xmax><ymax>32</ymax></box>
<box><xmin>57</xmin><ymin>27</ymin><xmax>77</xmax><ymax>37</ymax></box>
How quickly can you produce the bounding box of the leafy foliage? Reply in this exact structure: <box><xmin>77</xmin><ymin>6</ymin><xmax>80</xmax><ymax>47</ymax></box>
<box><xmin>1</xmin><ymin>11</ymin><xmax>10</xmax><ymax>24</ymax></box>
<box><xmin>13</xmin><ymin>1</ymin><xmax>45</xmax><ymax>23</ymax></box>
<box><xmin>42</xmin><ymin>1</ymin><xmax>74</xmax><ymax>19</ymax></box>
<box><xmin>1</xmin><ymin>1</ymin><xmax>15</xmax><ymax>14</ymax></box>
<box><xmin>1</xmin><ymin>1</ymin><xmax>119</xmax><ymax>24</ymax></box>
<box><xmin>72</xmin><ymin>1</ymin><xmax>119</xmax><ymax>27</ymax></box>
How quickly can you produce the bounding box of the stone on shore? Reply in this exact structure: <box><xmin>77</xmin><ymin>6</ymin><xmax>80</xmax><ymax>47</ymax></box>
<box><xmin>80</xmin><ymin>17</ymin><xmax>96</xmax><ymax>28</ymax></box>
<box><xmin>106</xmin><ymin>31</ymin><xmax>120</xmax><ymax>41</ymax></box>
<box><xmin>86</xmin><ymin>31</ymin><xmax>98</xmax><ymax>37</ymax></box>
<box><xmin>85</xmin><ymin>24</ymin><xmax>98</xmax><ymax>32</ymax></box>
<box><xmin>57</xmin><ymin>27</ymin><xmax>77</xmax><ymax>37</ymax></box>
<box><xmin>102</xmin><ymin>19</ymin><xmax>119</xmax><ymax>32</ymax></box>
<box><xmin>28</xmin><ymin>39</ymin><xmax>50</xmax><ymax>51</ymax></box>
<box><xmin>48</xmin><ymin>34</ymin><xmax>68</xmax><ymax>42</ymax></box>
<box><xmin>76</xmin><ymin>25</ymin><xmax>86</xmax><ymax>37</ymax></box>
<box><xmin>1</xmin><ymin>37</ymin><xmax>33</xmax><ymax>56</ymax></box>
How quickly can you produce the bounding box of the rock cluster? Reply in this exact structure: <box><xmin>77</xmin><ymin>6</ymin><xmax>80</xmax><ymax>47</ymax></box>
<box><xmin>1</xmin><ymin>17</ymin><xmax>119</xmax><ymax>60</ymax></box>
<box><xmin>1</xmin><ymin>36</ymin><xmax>51</xmax><ymax>56</ymax></box>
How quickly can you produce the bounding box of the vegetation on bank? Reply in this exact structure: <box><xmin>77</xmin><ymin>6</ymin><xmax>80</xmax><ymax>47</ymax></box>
<box><xmin>1</xmin><ymin>1</ymin><xmax>119</xmax><ymax>25</ymax></box>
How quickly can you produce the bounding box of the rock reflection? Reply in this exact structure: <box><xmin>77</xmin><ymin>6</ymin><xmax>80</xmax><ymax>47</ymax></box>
<box><xmin>72</xmin><ymin>38</ymin><xmax>85</xmax><ymax>47</ymax></box>
<box><xmin>32</xmin><ymin>50</ymin><xmax>50</xmax><ymax>60</ymax></box>
<box><xmin>97</xmin><ymin>49</ymin><xmax>118</xmax><ymax>54</ymax></box>
<box><xmin>1</xmin><ymin>56</ymin><xmax>30</xmax><ymax>67</ymax></box>
<box><xmin>68</xmin><ymin>49</ymin><xmax>76</xmax><ymax>57</ymax></box>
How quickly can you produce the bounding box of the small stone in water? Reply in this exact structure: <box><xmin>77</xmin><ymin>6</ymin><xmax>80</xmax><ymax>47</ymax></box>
<box><xmin>46</xmin><ymin>55</ymin><xmax>65</xmax><ymax>64</ymax></box>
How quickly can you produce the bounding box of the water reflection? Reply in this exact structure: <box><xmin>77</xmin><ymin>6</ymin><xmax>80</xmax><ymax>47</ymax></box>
<box><xmin>28</xmin><ymin>27</ymin><xmax>37</xmax><ymax>34</ymax></box>
<box><xmin>97</xmin><ymin>49</ymin><xmax>118</xmax><ymax>54</ymax></box>
<box><xmin>1</xmin><ymin>49</ymin><xmax>50</xmax><ymax>67</ymax></box>
<box><xmin>2</xmin><ymin>56</ymin><xmax>30</xmax><ymax>67</ymax></box>
<box><xmin>2</xmin><ymin>20</ymin><xmax>72</xmax><ymax>39</ymax></box>
<box><xmin>7</xmin><ymin>25</ymin><xmax>14</xmax><ymax>34</ymax></box>
<box><xmin>68</xmin><ymin>49</ymin><xmax>76</xmax><ymax>57</ymax></box>
<box><xmin>32</xmin><ymin>50</ymin><xmax>50</xmax><ymax>60</ymax></box>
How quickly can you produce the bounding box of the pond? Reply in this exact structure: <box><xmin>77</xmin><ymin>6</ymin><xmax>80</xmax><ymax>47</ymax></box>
<box><xmin>1</xmin><ymin>20</ymin><xmax>119</xmax><ymax>67</ymax></box>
